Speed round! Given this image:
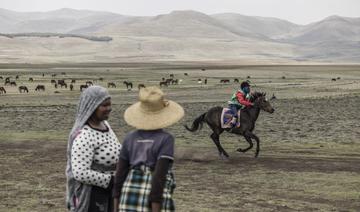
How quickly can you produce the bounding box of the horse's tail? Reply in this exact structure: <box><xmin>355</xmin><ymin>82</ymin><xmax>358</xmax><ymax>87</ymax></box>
<box><xmin>184</xmin><ymin>112</ymin><xmax>206</xmax><ymax>132</ymax></box>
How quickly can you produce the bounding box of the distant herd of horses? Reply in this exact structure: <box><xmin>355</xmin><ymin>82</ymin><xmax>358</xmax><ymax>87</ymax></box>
<box><xmin>0</xmin><ymin>75</ymin><xmax>149</xmax><ymax>94</ymax></box>
<box><xmin>0</xmin><ymin>71</ymin><xmax>238</xmax><ymax>95</ymax></box>
<box><xmin>0</xmin><ymin>72</ymin><xmax>341</xmax><ymax>95</ymax></box>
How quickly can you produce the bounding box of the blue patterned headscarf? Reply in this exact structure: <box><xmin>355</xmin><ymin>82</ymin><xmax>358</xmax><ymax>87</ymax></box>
<box><xmin>65</xmin><ymin>86</ymin><xmax>110</xmax><ymax>211</ymax></box>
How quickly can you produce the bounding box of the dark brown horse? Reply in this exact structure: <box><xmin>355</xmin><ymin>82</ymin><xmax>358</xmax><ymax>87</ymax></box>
<box><xmin>159</xmin><ymin>81</ymin><xmax>168</xmax><ymax>87</ymax></box>
<box><xmin>80</xmin><ymin>84</ymin><xmax>88</xmax><ymax>91</ymax></box>
<box><xmin>123</xmin><ymin>81</ymin><xmax>133</xmax><ymax>89</ymax></box>
<box><xmin>220</xmin><ymin>79</ymin><xmax>230</xmax><ymax>83</ymax></box>
<box><xmin>108</xmin><ymin>82</ymin><xmax>116</xmax><ymax>88</ymax></box>
<box><xmin>138</xmin><ymin>84</ymin><xmax>146</xmax><ymax>90</ymax></box>
<box><xmin>18</xmin><ymin>86</ymin><xmax>29</xmax><ymax>93</ymax></box>
<box><xmin>185</xmin><ymin>92</ymin><xmax>274</xmax><ymax>158</ymax></box>
<box><xmin>35</xmin><ymin>85</ymin><xmax>45</xmax><ymax>91</ymax></box>
<box><xmin>0</xmin><ymin>87</ymin><xmax>6</xmax><ymax>94</ymax></box>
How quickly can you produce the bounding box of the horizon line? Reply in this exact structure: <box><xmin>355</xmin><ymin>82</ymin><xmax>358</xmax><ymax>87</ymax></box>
<box><xmin>1</xmin><ymin>7</ymin><xmax>359</xmax><ymax>26</ymax></box>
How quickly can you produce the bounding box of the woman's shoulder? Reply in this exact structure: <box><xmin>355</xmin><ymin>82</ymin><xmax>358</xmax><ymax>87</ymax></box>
<box><xmin>73</xmin><ymin>125</ymin><xmax>95</xmax><ymax>139</ymax></box>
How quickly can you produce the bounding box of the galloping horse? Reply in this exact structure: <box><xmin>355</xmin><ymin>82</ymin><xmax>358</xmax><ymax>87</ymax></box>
<box><xmin>185</xmin><ymin>92</ymin><xmax>274</xmax><ymax>158</ymax></box>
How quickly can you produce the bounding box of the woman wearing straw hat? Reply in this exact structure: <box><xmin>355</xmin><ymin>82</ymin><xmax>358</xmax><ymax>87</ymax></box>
<box><xmin>112</xmin><ymin>86</ymin><xmax>184</xmax><ymax>212</ymax></box>
<box><xmin>66</xmin><ymin>85</ymin><xmax>121</xmax><ymax>212</ymax></box>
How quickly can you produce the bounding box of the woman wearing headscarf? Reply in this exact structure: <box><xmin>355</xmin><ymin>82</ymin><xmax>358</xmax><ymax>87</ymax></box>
<box><xmin>66</xmin><ymin>85</ymin><xmax>121</xmax><ymax>212</ymax></box>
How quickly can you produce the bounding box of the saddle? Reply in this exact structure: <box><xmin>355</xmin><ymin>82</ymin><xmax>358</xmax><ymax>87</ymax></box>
<box><xmin>221</xmin><ymin>108</ymin><xmax>241</xmax><ymax>128</ymax></box>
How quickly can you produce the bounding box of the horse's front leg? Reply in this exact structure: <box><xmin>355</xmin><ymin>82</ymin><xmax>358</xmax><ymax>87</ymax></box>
<box><xmin>247</xmin><ymin>131</ymin><xmax>261</xmax><ymax>158</ymax></box>
<box><xmin>237</xmin><ymin>134</ymin><xmax>253</xmax><ymax>154</ymax></box>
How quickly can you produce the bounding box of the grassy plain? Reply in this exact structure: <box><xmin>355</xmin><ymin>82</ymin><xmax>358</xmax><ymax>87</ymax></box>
<box><xmin>0</xmin><ymin>64</ymin><xmax>359</xmax><ymax>211</ymax></box>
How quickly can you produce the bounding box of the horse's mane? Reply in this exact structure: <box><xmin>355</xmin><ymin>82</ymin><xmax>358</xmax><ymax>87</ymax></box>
<box><xmin>250</xmin><ymin>91</ymin><xmax>266</xmax><ymax>102</ymax></box>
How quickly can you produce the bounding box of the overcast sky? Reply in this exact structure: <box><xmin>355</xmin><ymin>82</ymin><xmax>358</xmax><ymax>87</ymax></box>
<box><xmin>1</xmin><ymin>0</ymin><xmax>359</xmax><ymax>25</ymax></box>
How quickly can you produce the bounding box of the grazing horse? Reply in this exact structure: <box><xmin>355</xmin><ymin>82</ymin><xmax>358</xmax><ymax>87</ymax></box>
<box><xmin>18</xmin><ymin>86</ymin><xmax>29</xmax><ymax>93</ymax></box>
<box><xmin>185</xmin><ymin>92</ymin><xmax>274</xmax><ymax>158</ymax></box>
<box><xmin>159</xmin><ymin>81</ymin><xmax>168</xmax><ymax>87</ymax></box>
<box><xmin>270</xmin><ymin>93</ymin><xmax>277</xmax><ymax>100</ymax></box>
<box><xmin>123</xmin><ymin>81</ymin><xmax>133</xmax><ymax>89</ymax></box>
<box><xmin>0</xmin><ymin>87</ymin><xmax>6</xmax><ymax>94</ymax></box>
<box><xmin>138</xmin><ymin>84</ymin><xmax>146</xmax><ymax>90</ymax></box>
<box><xmin>234</xmin><ymin>78</ymin><xmax>239</xmax><ymax>83</ymax></box>
<box><xmin>58</xmin><ymin>79</ymin><xmax>65</xmax><ymax>84</ymax></box>
<box><xmin>10</xmin><ymin>81</ymin><xmax>17</xmax><ymax>86</ymax></box>
<box><xmin>86</xmin><ymin>81</ymin><xmax>93</xmax><ymax>86</ymax></box>
<box><xmin>165</xmin><ymin>79</ymin><xmax>173</xmax><ymax>84</ymax></box>
<box><xmin>171</xmin><ymin>79</ymin><xmax>178</xmax><ymax>85</ymax></box>
<box><xmin>35</xmin><ymin>85</ymin><xmax>45</xmax><ymax>91</ymax></box>
<box><xmin>220</xmin><ymin>79</ymin><xmax>230</xmax><ymax>83</ymax></box>
<box><xmin>108</xmin><ymin>82</ymin><xmax>116</xmax><ymax>88</ymax></box>
<box><xmin>59</xmin><ymin>82</ymin><xmax>67</xmax><ymax>88</ymax></box>
<box><xmin>80</xmin><ymin>84</ymin><xmax>88</xmax><ymax>91</ymax></box>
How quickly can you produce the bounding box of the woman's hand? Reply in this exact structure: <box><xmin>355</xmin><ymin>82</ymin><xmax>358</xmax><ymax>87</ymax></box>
<box><xmin>151</xmin><ymin>202</ymin><xmax>161</xmax><ymax>212</ymax></box>
<box><xmin>113</xmin><ymin>198</ymin><xmax>119</xmax><ymax>212</ymax></box>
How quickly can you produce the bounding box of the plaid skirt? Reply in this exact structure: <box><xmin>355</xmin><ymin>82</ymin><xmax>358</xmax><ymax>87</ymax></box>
<box><xmin>119</xmin><ymin>166</ymin><xmax>176</xmax><ymax>212</ymax></box>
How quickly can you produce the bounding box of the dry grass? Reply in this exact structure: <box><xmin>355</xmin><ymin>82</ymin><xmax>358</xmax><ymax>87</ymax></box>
<box><xmin>0</xmin><ymin>64</ymin><xmax>360</xmax><ymax>211</ymax></box>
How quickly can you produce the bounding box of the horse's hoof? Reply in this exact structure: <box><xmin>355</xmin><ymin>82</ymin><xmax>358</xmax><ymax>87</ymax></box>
<box><xmin>219</xmin><ymin>153</ymin><xmax>229</xmax><ymax>160</ymax></box>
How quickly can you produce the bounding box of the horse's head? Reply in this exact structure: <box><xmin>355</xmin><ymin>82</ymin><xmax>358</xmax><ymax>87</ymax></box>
<box><xmin>252</xmin><ymin>92</ymin><xmax>275</xmax><ymax>114</ymax></box>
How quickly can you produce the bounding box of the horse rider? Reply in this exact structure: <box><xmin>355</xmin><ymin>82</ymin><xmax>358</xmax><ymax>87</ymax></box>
<box><xmin>228</xmin><ymin>81</ymin><xmax>254</xmax><ymax>127</ymax></box>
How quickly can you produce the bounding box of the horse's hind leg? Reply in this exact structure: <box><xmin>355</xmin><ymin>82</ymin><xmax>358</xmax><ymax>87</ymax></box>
<box><xmin>210</xmin><ymin>132</ymin><xmax>229</xmax><ymax>158</ymax></box>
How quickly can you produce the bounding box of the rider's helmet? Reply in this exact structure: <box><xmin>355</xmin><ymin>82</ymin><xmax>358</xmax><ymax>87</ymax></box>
<box><xmin>240</xmin><ymin>81</ymin><xmax>251</xmax><ymax>94</ymax></box>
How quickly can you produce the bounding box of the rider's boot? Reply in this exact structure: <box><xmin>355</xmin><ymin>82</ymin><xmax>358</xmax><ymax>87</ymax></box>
<box><xmin>230</xmin><ymin>117</ymin><xmax>237</xmax><ymax>127</ymax></box>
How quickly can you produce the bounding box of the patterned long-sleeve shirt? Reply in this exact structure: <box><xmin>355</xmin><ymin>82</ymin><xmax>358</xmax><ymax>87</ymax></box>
<box><xmin>229</xmin><ymin>90</ymin><xmax>252</xmax><ymax>108</ymax></box>
<box><xmin>71</xmin><ymin>122</ymin><xmax>121</xmax><ymax>188</ymax></box>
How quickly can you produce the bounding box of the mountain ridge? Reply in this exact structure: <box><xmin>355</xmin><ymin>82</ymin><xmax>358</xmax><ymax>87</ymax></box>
<box><xmin>0</xmin><ymin>8</ymin><xmax>359</xmax><ymax>63</ymax></box>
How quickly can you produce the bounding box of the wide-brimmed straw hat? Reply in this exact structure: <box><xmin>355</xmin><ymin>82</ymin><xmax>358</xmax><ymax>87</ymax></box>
<box><xmin>124</xmin><ymin>86</ymin><xmax>184</xmax><ymax>130</ymax></box>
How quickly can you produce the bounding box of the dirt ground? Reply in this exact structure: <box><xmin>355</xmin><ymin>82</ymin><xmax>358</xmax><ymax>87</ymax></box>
<box><xmin>0</xmin><ymin>64</ymin><xmax>360</xmax><ymax>211</ymax></box>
